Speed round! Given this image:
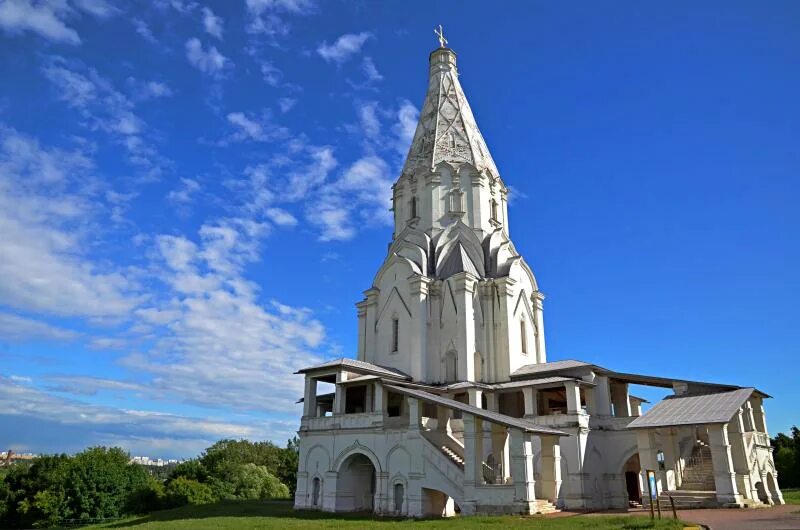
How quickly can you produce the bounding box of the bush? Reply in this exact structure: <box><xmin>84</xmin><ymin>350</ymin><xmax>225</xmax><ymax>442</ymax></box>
<box><xmin>164</xmin><ymin>477</ymin><xmax>216</xmax><ymax>507</ymax></box>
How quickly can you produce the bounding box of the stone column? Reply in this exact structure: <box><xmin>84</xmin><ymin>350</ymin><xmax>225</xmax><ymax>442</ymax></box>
<box><xmin>408</xmin><ymin>397</ymin><xmax>421</xmax><ymax>431</ymax></box>
<box><xmin>636</xmin><ymin>429</ymin><xmax>662</xmax><ymax>505</ymax></box>
<box><xmin>662</xmin><ymin>428</ymin><xmax>680</xmax><ymax>491</ymax></box>
<box><xmin>474</xmin><ymin>417</ymin><xmax>484</xmax><ymax>484</ymax></box>
<box><xmin>728</xmin><ymin>411</ymin><xmax>755</xmax><ymax>500</ymax></box>
<box><xmin>303</xmin><ymin>377</ymin><xmax>317</xmax><ymax>417</ymax></box>
<box><xmin>375</xmin><ymin>471</ymin><xmax>390</xmax><ymax>514</ymax></box>
<box><xmin>539</xmin><ymin>435</ymin><xmax>562</xmax><ymax>503</ymax></box>
<box><xmin>531</xmin><ymin>291</ymin><xmax>547</xmax><ymax>363</ymax></box>
<box><xmin>522</xmin><ymin>387</ymin><xmax>538</xmax><ymax>416</ymax></box>
<box><xmin>373</xmin><ymin>381</ymin><xmax>385</xmax><ymax>416</ymax></box>
<box><xmin>708</xmin><ymin>423</ymin><xmax>743</xmax><ymax>505</ymax></box>
<box><xmin>485</xmin><ymin>392</ymin><xmax>498</xmax><ymax>412</ymax></box>
<box><xmin>611</xmin><ymin>381</ymin><xmax>631</xmax><ymax>417</ymax></box>
<box><xmin>467</xmin><ymin>388</ymin><xmax>483</xmax><ymax>408</ymax></box>
<box><xmin>490</xmin><ymin>423</ymin><xmax>510</xmax><ymax>484</ymax></box>
<box><xmin>593</xmin><ymin>376</ymin><xmax>612</xmax><ymax>417</ymax></box>
<box><xmin>333</xmin><ymin>372</ymin><xmax>346</xmax><ymax>415</ymax></box>
<box><xmin>436</xmin><ymin>404</ymin><xmax>452</xmax><ymax>434</ymax></box>
<box><xmin>752</xmin><ymin>400</ymin><xmax>768</xmax><ymax>436</ymax></box>
<box><xmin>409</xmin><ymin>276</ymin><xmax>431</xmax><ymax>381</ymax></box>
<box><xmin>565</xmin><ymin>381</ymin><xmax>581</xmax><ymax>414</ymax></box>
<box><xmin>509</xmin><ymin>428</ymin><xmax>536</xmax><ymax>512</ymax></box>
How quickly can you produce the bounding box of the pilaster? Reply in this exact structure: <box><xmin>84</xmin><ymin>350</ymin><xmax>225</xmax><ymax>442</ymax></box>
<box><xmin>531</xmin><ymin>291</ymin><xmax>546</xmax><ymax>363</ymax></box>
<box><xmin>408</xmin><ymin>275</ymin><xmax>431</xmax><ymax>381</ymax></box>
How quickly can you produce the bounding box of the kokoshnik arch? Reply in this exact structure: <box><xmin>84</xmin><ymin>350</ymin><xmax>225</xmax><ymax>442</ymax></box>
<box><xmin>292</xmin><ymin>33</ymin><xmax>785</xmax><ymax>517</ymax></box>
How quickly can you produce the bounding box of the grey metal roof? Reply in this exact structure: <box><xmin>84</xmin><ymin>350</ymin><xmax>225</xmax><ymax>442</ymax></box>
<box><xmin>627</xmin><ymin>388</ymin><xmax>755</xmax><ymax>429</ymax></box>
<box><xmin>295</xmin><ymin>358</ymin><xmax>411</xmax><ymax>380</ymax></box>
<box><xmin>511</xmin><ymin>360</ymin><xmax>595</xmax><ymax>379</ymax></box>
<box><xmin>490</xmin><ymin>376</ymin><xmax>591</xmax><ymax>390</ymax></box>
<box><xmin>384</xmin><ymin>384</ymin><xmax>568</xmax><ymax>436</ymax></box>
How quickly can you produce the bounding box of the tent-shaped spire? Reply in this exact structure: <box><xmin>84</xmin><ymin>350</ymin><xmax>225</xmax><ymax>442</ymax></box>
<box><xmin>401</xmin><ymin>46</ymin><xmax>500</xmax><ymax>179</ymax></box>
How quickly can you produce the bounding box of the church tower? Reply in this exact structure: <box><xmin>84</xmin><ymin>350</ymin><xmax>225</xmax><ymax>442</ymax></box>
<box><xmin>356</xmin><ymin>42</ymin><xmax>546</xmax><ymax>384</ymax></box>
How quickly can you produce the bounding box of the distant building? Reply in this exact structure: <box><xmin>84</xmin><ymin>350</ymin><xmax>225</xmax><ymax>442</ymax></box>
<box><xmin>293</xmin><ymin>37</ymin><xmax>784</xmax><ymax>517</ymax></box>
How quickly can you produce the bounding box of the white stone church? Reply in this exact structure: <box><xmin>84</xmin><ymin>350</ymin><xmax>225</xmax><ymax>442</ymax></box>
<box><xmin>293</xmin><ymin>39</ymin><xmax>785</xmax><ymax>517</ymax></box>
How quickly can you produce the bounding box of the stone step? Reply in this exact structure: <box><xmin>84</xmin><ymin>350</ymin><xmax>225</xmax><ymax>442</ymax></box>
<box><xmin>658</xmin><ymin>491</ymin><xmax>718</xmax><ymax>509</ymax></box>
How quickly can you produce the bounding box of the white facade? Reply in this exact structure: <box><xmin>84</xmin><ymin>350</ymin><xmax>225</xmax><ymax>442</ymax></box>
<box><xmin>293</xmin><ymin>42</ymin><xmax>784</xmax><ymax>517</ymax></box>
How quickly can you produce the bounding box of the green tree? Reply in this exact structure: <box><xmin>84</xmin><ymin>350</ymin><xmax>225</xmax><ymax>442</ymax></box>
<box><xmin>65</xmin><ymin>447</ymin><xmax>149</xmax><ymax>521</ymax></box>
<box><xmin>772</xmin><ymin>427</ymin><xmax>800</xmax><ymax>488</ymax></box>
<box><xmin>164</xmin><ymin>476</ymin><xmax>216</xmax><ymax>507</ymax></box>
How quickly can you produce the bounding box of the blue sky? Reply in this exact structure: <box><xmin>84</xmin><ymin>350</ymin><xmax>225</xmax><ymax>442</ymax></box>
<box><xmin>0</xmin><ymin>0</ymin><xmax>798</xmax><ymax>459</ymax></box>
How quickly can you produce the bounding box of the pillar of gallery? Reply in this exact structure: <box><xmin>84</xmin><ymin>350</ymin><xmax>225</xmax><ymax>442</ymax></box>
<box><xmin>522</xmin><ymin>387</ymin><xmax>538</xmax><ymax>417</ymax></box>
<box><xmin>509</xmin><ymin>428</ymin><xmax>536</xmax><ymax>512</ymax></box>
<box><xmin>490</xmin><ymin>423</ymin><xmax>510</xmax><ymax>484</ymax></box>
<box><xmin>707</xmin><ymin>423</ymin><xmax>743</xmax><ymax>506</ymax></box>
<box><xmin>728</xmin><ymin>410</ymin><xmax>756</xmax><ymax>500</ymax></box>
<box><xmin>564</xmin><ymin>381</ymin><xmax>581</xmax><ymax>414</ymax></box>
<box><xmin>539</xmin><ymin>434</ymin><xmax>562</xmax><ymax>503</ymax></box>
<box><xmin>461</xmin><ymin>414</ymin><xmax>479</xmax><ymax>515</ymax></box>
<box><xmin>635</xmin><ymin>429</ymin><xmax>662</xmax><ymax>505</ymax></box>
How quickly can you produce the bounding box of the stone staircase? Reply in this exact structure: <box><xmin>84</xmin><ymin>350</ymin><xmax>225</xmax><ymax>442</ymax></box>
<box><xmin>531</xmin><ymin>499</ymin><xmax>559</xmax><ymax>514</ymax></box>
<box><xmin>659</xmin><ymin>443</ymin><xmax>718</xmax><ymax>508</ymax></box>
<box><xmin>440</xmin><ymin>444</ymin><xmax>464</xmax><ymax>469</ymax></box>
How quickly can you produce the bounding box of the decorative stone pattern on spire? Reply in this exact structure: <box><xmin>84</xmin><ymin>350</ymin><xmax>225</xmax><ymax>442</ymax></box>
<box><xmin>401</xmin><ymin>48</ymin><xmax>499</xmax><ymax>179</ymax></box>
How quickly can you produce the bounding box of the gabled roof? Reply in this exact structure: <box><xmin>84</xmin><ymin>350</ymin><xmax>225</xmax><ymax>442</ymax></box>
<box><xmin>438</xmin><ymin>242</ymin><xmax>481</xmax><ymax>279</ymax></box>
<box><xmin>295</xmin><ymin>358</ymin><xmax>411</xmax><ymax>380</ymax></box>
<box><xmin>628</xmin><ymin>388</ymin><xmax>756</xmax><ymax>429</ymax></box>
<box><xmin>384</xmin><ymin>384</ymin><xmax>567</xmax><ymax>436</ymax></box>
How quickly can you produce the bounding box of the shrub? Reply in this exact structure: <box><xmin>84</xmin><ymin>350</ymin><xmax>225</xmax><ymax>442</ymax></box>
<box><xmin>164</xmin><ymin>477</ymin><xmax>216</xmax><ymax>507</ymax></box>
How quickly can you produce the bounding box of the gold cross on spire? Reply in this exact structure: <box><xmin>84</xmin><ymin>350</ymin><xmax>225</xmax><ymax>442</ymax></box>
<box><xmin>434</xmin><ymin>24</ymin><xmax>448</xmax><ymax>48</ymax></box>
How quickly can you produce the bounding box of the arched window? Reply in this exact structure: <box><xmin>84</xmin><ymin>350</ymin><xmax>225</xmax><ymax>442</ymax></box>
<box><xmin>391</xmin><ymin>318</ymin><xmax>399</xmax><ymax>353</ymax></box>
<box><xmin>520</xmin><ymin>320</ymin><xmax>528</xmax><ymax>354</ymax></box>
<box><xmin>311</xmin><ymin>477</ymin><xmax>321</xmax><ymax>507</ymax></box>
<box><xmin>393</xmin><ymin>483</ymin><xmax>404</xmax><ymax>513</ymax></box>
<box><xmin>409</xmin><ymin>196</ymin><xmax>418</xmax><ymax>219</ymax></box>
<box><xmin>490</xmin><ymin>198</ymin><xmax>499</xmax><ymax>221</ymax></box>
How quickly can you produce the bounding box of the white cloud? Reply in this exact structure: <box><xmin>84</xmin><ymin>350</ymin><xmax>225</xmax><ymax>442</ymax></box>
<box><xmin>0</xmin><ymin>0</ymin><xmax>113</xmax><ymax>44</ymax></box>
<box><xmin>185</xmin><ymin>37</ymin><xmax>230</xmax><ymax>77</ymax></box>
<box><xmin>359</xmin><ymin>101</ymin><xmax>380</xmax><ymax>140</ymax></box>
<box><xmin>0</xmin><ymin>127</ymin><xmax>140</xmax><ymax>319</ymax></box>
<box><xmin>278</xmin><ymin>97</ymin><xmax>296</xmax><ymax>113</ymax></box>
<box><xmin>128</xmin><ymin>78</ymin><xmax>173</xmax><ymax>100</ymax></box>
<box><xmin>394</xmin><ymin>99</ymin><xmax>418</xmax><ymax>154</ymax></box>
<box><xmin>361</xmin><ymin>57</ymin><xmax>383</xmax><ymax>83</ymax></box>
<box><xmin>0</xmin><ymin>374</ymin><xmax>286</xmax><ymax>457</ymax></box>
<box><xmin>132</xmin><ymin>17</ymin><xmax>156</xmax><ymax>43</ymax></box>
<box><xmin>42</xmin><ymin>59</ymin><xmax>169</xmax><ymax>179</ymax></box>
<box><xmin>246</xmin><ymin>0</ymin><xmax>315</xmax><ymax>14</ymax></box>
<box><xmin>266</xmin><ymin>207</ymin><xmax>297</xmax><ymax>227</ymax></box>
<box><xmin>225</xmin><ymin>111</ymin><xmax>289</xmax><ymax>143</ymax></box>
<box><xmin>259</xmin><ymin>60</ymin><xmax>283</xmax><ymax>87</ymax></box>
<box><xmin>0</xmin><ymin>312</ymin><xmax>80</xmax><ymax>341</ymax></box>
<box><xmin>167</xmin><ymin>177</ymin><xmax>201</xmax><ymax>203</ymax></box>
<box><xmin>202</xmin><ymin>6</ymin><xmax>222</xmax><ymax>40</ymax></box>
<box><xmin>317</xmin><ymin>32</ymin><xmax>371</xmax><ymax>64</ymax></box>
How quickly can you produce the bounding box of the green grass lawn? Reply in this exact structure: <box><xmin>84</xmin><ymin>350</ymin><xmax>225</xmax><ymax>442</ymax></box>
<box><xmin>783</xmin><ymin>488</ymin><xmax>800</xmax><ymax>505</ymax></box>
<box><xmin>86</xmin><ymin>500</ymin><xmax>689</xmax><ymax>529</ymax></box>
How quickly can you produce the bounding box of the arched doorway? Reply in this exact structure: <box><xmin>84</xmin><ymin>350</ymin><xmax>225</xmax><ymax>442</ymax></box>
<box><xmin>336</xmin><ymin>453</ymin><xmax>376</xmax><ymax>512</ymax></box>
<box><xmin>766</xmin><ymin>472</ymin><xmax>780</xmax><ymax>504</ymax></box>
<box><xmin>622</xmin><ymin>453</ymin><xmax>642</xmax><ymax>506</ymax></box>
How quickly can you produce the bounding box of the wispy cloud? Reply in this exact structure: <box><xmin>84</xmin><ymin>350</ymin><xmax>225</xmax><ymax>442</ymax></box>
<box><xmin>317</xmin><ymin>32</ymin><xmax>372</xmax><ymax>63</ymax></box>
<box><xmin>202</xmin><ymin>6</ymin><xmax>223</xmax><ymax>40</ymax></box>
<box><xmin>0</xmin><ymin>0</ymin><xmax>115</xmax><ymax>45</ymax></box>
<box><xmin>185</xmin><ymin>37</ymin><xmax>230</xmax><ymax>77</ymax></box>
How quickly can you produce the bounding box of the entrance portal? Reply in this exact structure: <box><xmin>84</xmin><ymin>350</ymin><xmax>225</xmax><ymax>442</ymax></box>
<box><xmin>336</xmin><ymin>453</ymin><xmax>376</xmax><ymax>512</ymax></box>
<box><xmin>622</xmin><ymin>453</ymin><xmax>642</xmax><ymax>505</ymax></box>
